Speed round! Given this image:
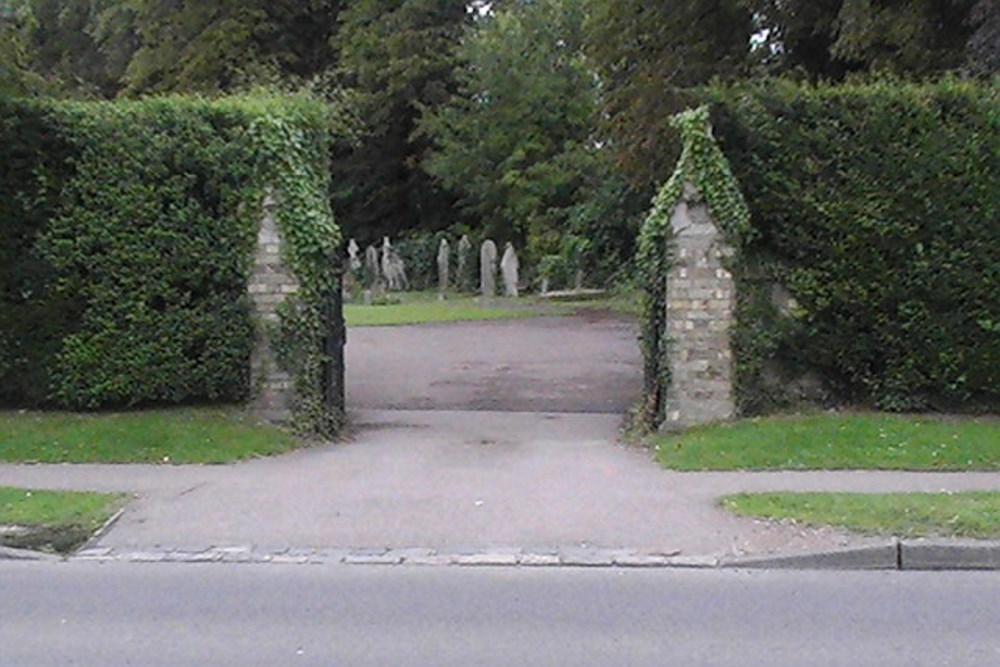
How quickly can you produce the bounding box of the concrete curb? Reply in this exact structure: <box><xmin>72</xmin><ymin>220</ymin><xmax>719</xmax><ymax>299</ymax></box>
<box><xmin>8</xmin><ymin>541</ymin><xmax>1000</xmax><ymax>570</ymax></box>
<box><xmin>722</xmin><ymin>539</ymin><xmax>1000</xmax><ymax>571</ymax></box>
<box><xmin>0</xmin><ymin>545</ymin><xmax>60</xmax><ymax>562</ymax></box>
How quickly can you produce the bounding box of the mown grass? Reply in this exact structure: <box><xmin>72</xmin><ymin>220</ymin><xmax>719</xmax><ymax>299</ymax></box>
<box><xmin>0</xmin><ymin>407</ymin><xmax>302</xmax><ymax>464</ymax></box>
<box><xmin>652</xmin><ymin>412</ymin><xmax>999</xmax><ymax>471</ymax></box>
<box><xmin>721</xmin><ymin>492</ymin><xmax>1000</xmax><ymax>540</ymax></box>
<box><xmin>0</xmin><ymin>487</ymin><xmax>127</xmax><ymax>553</ymax></box>
<box><xmin>344</xmin><ymin>289</ymin><xmax>640</xmax><ymax>327</ymax></box>
<box><xmin>345</xmin><ymin>296</ymin><xmax>537</xmax><ymax>326</ymax></box>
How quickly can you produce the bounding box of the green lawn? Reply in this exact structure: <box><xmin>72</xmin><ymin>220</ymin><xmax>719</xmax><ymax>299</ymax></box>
<box><xmin>0</xmin><ymin>407</ymin><xmax>302</xmax><ymax>464</ymax></box>
<box><xmin>652</xmin><ymin>413</ymin><xmax>999</xmax><ymax>471</ymax></box>
<box><xmin>344</xmin><ymin>289</ymin><xmax>640</xmax><ymax>326</ymax></box>
<box><xmin>722</xmin><ymin>492</ymin><xmax>1000</xmax><ymax>540</ymax></box>
<box><xmin>345</xmin><ymin>296</ymin><xmax>538</xmax><ymax>326</ymax></box>
<box><xmin>0</xmin><ymin>487</ymin><xmax>127</xmax><ymax>553</ymax></box>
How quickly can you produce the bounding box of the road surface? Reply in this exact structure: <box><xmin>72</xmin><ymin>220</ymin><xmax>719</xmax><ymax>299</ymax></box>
<box><xmin>2</xmin><ymin>561</ymin><xmax>998</xmax><ymax>666</ymax></box>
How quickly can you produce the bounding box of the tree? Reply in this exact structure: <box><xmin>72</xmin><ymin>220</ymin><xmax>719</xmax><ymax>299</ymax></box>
<box><xmin>117</xmin><ymin>0</ymin><xmax>344</xmax><ymax>95</ymax></box>
<box><xmin>421</xmin><ymin>0</ymin><xmax>640</xmax><ymax>282</ymax></box>
<box><xmin>585</xmin><ymin>0</ymin><xmax>754</xmax><ymax>186</ymax></box>
<box><xmin>331</xmin><ymin>0</ymin><xmax>471</xmax><ymax>243</ymax></box>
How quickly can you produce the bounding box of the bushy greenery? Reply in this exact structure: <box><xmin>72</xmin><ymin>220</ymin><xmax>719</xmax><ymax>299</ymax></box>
<box><xmin>638</xmin><ymin>81</ymin><xmax>998</xmax><ymax>427</ymax></box>
<box><xmin>708</xmin><ymin>80</ymin><xmax>999</xmax><ymax>412</ymax></box>
<box><xmin>0</xmin><ymin>94</ymin><xmax>343</xmax><ymax>433</ymax></box>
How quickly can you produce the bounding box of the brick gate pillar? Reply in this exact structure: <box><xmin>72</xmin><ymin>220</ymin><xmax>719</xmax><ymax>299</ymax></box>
<box><xmin>664</xmin><ymin>182</ymin><xmax>735</xmax><ymax>428</ymax></box>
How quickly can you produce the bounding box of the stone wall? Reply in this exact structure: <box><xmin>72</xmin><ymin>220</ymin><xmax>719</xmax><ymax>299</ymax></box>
<box><xmin>663</xmin><ymin>182</ymin><xmax>735</xmax><ymax>428</ymax></box>
<box><xmin>248</xmin><ymin>191</ymin><xmax>299</xmax><ymax>423</ymax></box>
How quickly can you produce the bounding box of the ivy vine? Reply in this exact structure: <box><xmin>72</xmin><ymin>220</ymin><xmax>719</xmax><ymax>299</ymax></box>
<box><xmin>635</xmin><ymin>105</ymin><xmax>751</xmax><ymax>429</ymax></box>
<box><xmin>246</xmin><ymin>100</ymin><xmax>343</xmax><ymax>437</ymax></box>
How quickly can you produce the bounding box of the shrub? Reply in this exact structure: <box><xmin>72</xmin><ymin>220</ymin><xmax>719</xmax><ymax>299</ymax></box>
<box><xmin>707</xmin><ymin>80</ymin><xmax>999</xmax><ymax>412</ymax></box>
<box><xmin>0</xmin><ymin>94</ymin><xmax>344</xmax><ymax>433</ymax></box>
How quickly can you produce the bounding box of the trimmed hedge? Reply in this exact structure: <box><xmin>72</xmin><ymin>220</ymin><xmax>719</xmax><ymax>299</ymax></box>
<box><xmin>638</xmin><ymin>80</ymin><xmax>998</xmax><ymax>427</ymax></box>
<box><xmin>709</xmin><ymin>80</ymin><xmax>999</xmax><ymax>413</ymax></box>
<box><xmin>0</xmin><ymin>94</ymin><xmax>342</xmax><ymax>431</ymax></box>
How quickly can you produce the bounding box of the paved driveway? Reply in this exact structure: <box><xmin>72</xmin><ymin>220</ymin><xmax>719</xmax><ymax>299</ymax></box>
<box><xmin>345</xmin><ymin>313</ymin><xmax>642</xmax><ymax>413</ymax></box>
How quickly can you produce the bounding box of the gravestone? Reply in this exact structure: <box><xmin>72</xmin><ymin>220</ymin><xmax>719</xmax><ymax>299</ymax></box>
<box><xmin>347</xmin><ymin>238</ymin><xmax>362</xmax><ymax>272</ymax></box>
<box><xmin>457</xmin><ymin>234</ymin><xmax>475</xmax><ymax>293</ymax></box>
<box><xmin>500</xmin><ymin>242</ymin><xmax>519</xmax><ymax>297</ymax></box>
<box><xmin>480</xmin><ymin>239</ymin><xmax>498</xmax><ymax>298</ymax></box>
<box><xmin>437</xmin><ymin>238</ymin><xmax>450</xmax><ymax>298</ymax></box>
<box><xmin>363</xmin><ymin>244</ymin><xmax>380</xmax><ymax>305</ymax></box>
<box><xmin>664</xmin><ymin>181</ymin><xmax>735</xmax><ymax>428</ymax></box>
<box><xmin>381</xmin><ymin>237</ymin><xmax>408</xmax><ymax>292</ymax></box>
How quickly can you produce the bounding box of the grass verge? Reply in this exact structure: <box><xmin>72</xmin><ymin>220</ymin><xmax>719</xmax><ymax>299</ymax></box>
<box><xmin>345</xmin><ymin>296</ymin><xmax>537</xmax><ymax>326</ymax></box>
<box><xmin>0</xmin><ymin>487</ymin><xmax>127</xmax><ymax>553</ymax></box>
<box><xmin>721</xmin><ymin>492</ymin><xmax>1000</xmax><ymax>540</ymax></box>
<box><xmin>652</xmin><ymin>412</ymin><xmax>999</xmax><ymax>471</ymax></box>
<box><xmin>344</xmin><ymin>289</ymin><xmax>640</xmax><ymax>326</ymax></box>
<box><xmin>0</xmin><ymin>407</ymin><xmax>302</xmax><ymax>464</ymax></box>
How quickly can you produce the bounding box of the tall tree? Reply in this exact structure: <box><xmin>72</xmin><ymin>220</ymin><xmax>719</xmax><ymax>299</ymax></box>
<box><xmin>117</xmin><ymin>0</ymin><xmax>343</xmax><ymax>95</ymax></box>
<box><xmin>585</xmin><ymin>0</ymin><xmax>754</xmax><ymax>186</ymax></box>
<box><xmin>332</xmin><ymin>0</ymin><xmax>471</xmax><ymax>243</ymax></box>
<box><xmin>421</xmin><ymin>0</ymin><xmax>596</xmax><ymax>244</ymax></box>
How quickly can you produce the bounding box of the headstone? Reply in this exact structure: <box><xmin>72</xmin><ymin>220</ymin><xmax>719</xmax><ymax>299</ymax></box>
<box><xmin>347</xmin><ymin>238</ymin><xmax>362</xmax><ymax>272</ymax></box>
<box><xmin>437</xmin><ymin>238</ymin><xmax>450</xmax><ymax>298</ymax></box>
<box><xmin>363</xmin><ymin>244</ymin><xmax>380</xmax><ymax>289</ymax></box>
<box><xmin>381</xmin><ymin>237</ymin><xmax>409</xmax><ymax>291</ymax></box>
<box><xmin>480</xmin><ymin>239</ymin><xmax>498</xmax><ymax>298</ymax></box>
<box><xmin>500</xmin><ymin>242</ymin><xmax>519</xmax><ymax>297</ymax></box>
<box><xmin>457</xmin><ymin>234</ymin><xmax>474</xmax><ymax>293</ymax></box>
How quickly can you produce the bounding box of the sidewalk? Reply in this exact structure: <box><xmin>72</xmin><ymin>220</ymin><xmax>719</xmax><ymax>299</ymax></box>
<box><xmin>2</xmin><ymin>409</ymin><xmax>998</xmax><ymax>565</ymax></box>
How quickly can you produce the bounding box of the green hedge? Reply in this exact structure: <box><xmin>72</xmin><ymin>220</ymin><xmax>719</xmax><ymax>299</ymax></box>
<box><xmin>706</xmin><ymin>80</ymin><xmax>999</xmax><ymax>413</ymax></box>
<box><xmin>0</xmin><ymin>94</ymin><xmax>342</xmax><ymax>431</ymax></box>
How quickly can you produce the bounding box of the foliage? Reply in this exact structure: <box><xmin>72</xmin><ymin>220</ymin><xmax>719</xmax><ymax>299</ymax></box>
<box><xmin>0</xmin><ymin>94</ymin><xmax>344</xmax><ymax>435</ymax></box>
<box><xmin>421</xmin><ymin>0</ymin><xmax>641</xmax><ymax>285</ymax></box>
<box><xmin>585</xmin><ymin>0</ymin><xmax>753</xmax><ymax>187</ymax></box>
<box><xmin>332</xmin><ymin>0</ymin><xmax>470</xmax><ymax>244</ymax></box>
<box><xmin>651</xmin><ymin>412</ymin><xmax>1000</xmax><ymax>471</ymax></box>
<box><xmin>708</xmin><ymin>80</ymin><xmax>999</xmax><ymax>412</ymax></box>
<box><xmin>635</xmin><ymin>106</ymin><xmax>751</xmax><ymax>427</ymax></box>
<box><xmin>0</xmin><ymin>407</ymin><xmax>301</xmax><ymax>464</ymax></box>
<box><xmin>722</xmin><ymin>492</ymin><xmax>1000</xmax><ymax>539</ymax></box>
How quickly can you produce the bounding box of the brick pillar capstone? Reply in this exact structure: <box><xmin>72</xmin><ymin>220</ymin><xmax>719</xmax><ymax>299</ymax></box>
<box><xmin>663</xmin><ymin>181</ymin><xmax>735</xmax><ymax>428</ymax></box>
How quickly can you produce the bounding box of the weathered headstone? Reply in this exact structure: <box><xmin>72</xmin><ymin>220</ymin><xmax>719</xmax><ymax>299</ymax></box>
<box><xmin>347</xmin><ymin>238</ymin><xmax>362</xmax><ymax>272</ymax></box>
<box><xmin>480</xmin><ymin>239</ymin><xmax>498</xmax><ymax>298</ymax></box>
<box><xmin>437</xmin><ymin>238</ymin><xmax>450</xmax><ymax>298</ymax></box>
<box><xmin>363</xmin><ymin>244</ymin><xmax>380</xmax><ymax>305</ymax></box>
<box><xmin>381</xmin><ymin>237</ymin><xmax>409</xmax><ymax>291</ymax></box>
<box><xmin>500</xmin><ymin>242</ymin><xmax>519</xmax><ymax>297</ymax></box>
<box><xmin>364</xmin><ymin>245</ymin><xmax>380</xmax><ymax>288</ymax></box>
<box><xmin>457</xmin><ymin>234</ymin><xmax>474</xmax><ymax>293</ymax></box>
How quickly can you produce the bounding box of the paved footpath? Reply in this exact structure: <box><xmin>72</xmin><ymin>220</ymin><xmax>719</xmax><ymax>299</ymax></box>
<box><xmin>2</xmin><ymin>409</ymin><xmax>998</xmax><ymax>565</ymax></box>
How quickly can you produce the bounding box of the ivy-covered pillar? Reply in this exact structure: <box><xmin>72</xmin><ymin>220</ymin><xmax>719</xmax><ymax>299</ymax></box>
<box><xmin>248</xmin><ymin>190</ymin><xmax>299</xmax><ymax>423</ymax></box>
<box><xmin>637</xmin><ymin>106</ymin><xmax>750</xmax><ymax>430</ymax></box>
<box><xmin>664</xmin><ymin>183</ymin><xmax>735</xmax><ymax>427</ymax></box>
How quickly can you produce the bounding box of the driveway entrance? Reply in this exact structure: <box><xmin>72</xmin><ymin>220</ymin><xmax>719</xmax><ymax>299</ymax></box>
<box><xmin>345</xmin><ymin>312</ymin><xmax>642</xmax><ymax>414</ymax></box>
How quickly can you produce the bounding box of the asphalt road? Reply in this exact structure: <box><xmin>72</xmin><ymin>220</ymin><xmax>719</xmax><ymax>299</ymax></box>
<box><xmin>3</xmin><ymin>561</ymin><xmax>998</xmax><ymax>667</ymax></box>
